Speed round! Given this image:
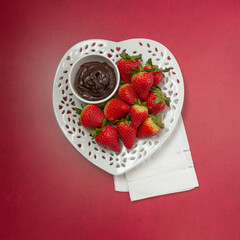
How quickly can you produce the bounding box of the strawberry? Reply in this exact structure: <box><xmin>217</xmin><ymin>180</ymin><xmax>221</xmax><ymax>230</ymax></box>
<box><xmin>146</xmin><ymin>86</ymin><xmax>170</xmax><ymax>114</ymax></box>
<box><xmin>75</xmin><ymin>104</ymin><xmax>105</xmax><ymax>128</ymax></box>
<box><xmin>137</xmin><ymin>114</ymin><xmax>164</xmax><ymax>139</ymax></box>
<box><xmin>144</xmin><ymin>58</ymin><xmax>171</xmax><ymax>86</ymax></box>
<box><xmin>104</xmin><ymin>98</ymin><xmax>130</xmax><ymax>122</ymax></box>
<box><xmin>90</xmin><ymin>119</ymin><xmax>120</xmax><ymax>152</ymax></box>
<box><xmin>117</xmin><ymin>52</ymin><xmax>142</xmax><ymax>83</ymax></box>
<box><xmin>130</xmin><ymin>99</ymin><xmax>149</xmax><ymax>128</ymax></box>
<box><xmin>118</xmin><ymin>82</ymin><xmax>139</xmax><ymax>104</ymax></box>
<box><xmin>116</xmin><ymin>116</ymin><xmax>137</xmax><ymax>149</ymax></box>
<box><xmin>129</xmin><ymin>63</ymin><xmax>153</xmax><ymax>100</ymax></box>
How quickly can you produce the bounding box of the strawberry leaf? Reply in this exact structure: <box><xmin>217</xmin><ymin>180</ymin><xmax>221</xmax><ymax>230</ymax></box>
<box><xmin>131</xmin><ymin>67</ymin><xmax>139</xmax><ymax>72</ymax></box>
<box><xmin>98</xmin><ymin>103</ymin><xmax>106</xmax><ymax>110</ymax></box>
<box><xmin>120</xmin><ymin>52</ymin><xmax>142</xmax><ymax>62</ymax></box>
<box><xmin>132</xmin><ymin>54</ymin><xmax>142</xmax><ymax>61</ymax></box>
<box><xmin>160</xmin><ymin>123</ymin><xmax>165</xmax><ymax>129</ymax></box>
<box><xmin>147</xmin><ymin>58</ymin><xmax>153</xmax><ymax>66</ymax></box>
<box><xmin>89</xmin><ymin>129</ymin><xmax>95</xmax><ymax>135</ymax></box>
<box><xmin>151</xmin><ymin>85</ymin><xmax>160</xmax><ymax>93</ymax></box>
<box><xmin>137</xmin><ymin>63</ymin><xmax>144</xmax><ymax>72</ymax></box>
<box><xmin>75</xmin><ymin>107</ymin><xmax>82</xmax><ymax>115</ymax></box>
<box><xmin>96</xmin><ymin>128</ymin><xmax>102</xmax><ymax>134</ymax></box>
<box><xmin>162</xmin><ymin>67</ymin><xmax>171</xmax><ymax>72</ymax></box>
<box><xmin>101</xmin><ymin>118</ymin><xmax>108</xmax><ymax>127</ymax></box>
<box><xmin>149</xmin><ymin>114</ymin><xmax>165</xmax><ymax>129</ymax></box>
<box><xmin>120</xmin><ymin>52</ymin><xmax>130</xmax><ymax>60</ymax></box>
<box><xmin>155</xmin><ymin>96</ymin><xmax>162</xmax><ymax>104</ymax></box>
<box><xmin>126</xmin><ymin>71</ymin><xmax>136</xmax><ymax>75</ymax></box>
<box><xmin>89</xmin><ymin>129</ymin><xmax>97</xmax><ymax>139</ymax></box>
<box><xmin>112</xmin><ymin>120</ymin><xmax>120</xmax><ymax>125</ymax></box>
<box><xmin>165</xmin><ymin>97</ymin><xmax>170</xmax><ymax>107</ymax></box>
<box><xmin>145</xmin><ymin>68</ymin><xmax>155</xmax><ymax>72</ymax></box>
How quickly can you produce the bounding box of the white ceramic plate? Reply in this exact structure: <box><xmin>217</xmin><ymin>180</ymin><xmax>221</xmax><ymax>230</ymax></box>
<box><xmin>53</xmin><ymin>39</ymin><xmax>184</xmax><ymax>175</ymax></box>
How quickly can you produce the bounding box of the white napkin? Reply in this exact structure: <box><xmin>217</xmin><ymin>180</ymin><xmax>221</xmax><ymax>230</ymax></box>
<box><xmin>113</xmin><ymin>115</ymin><xmax>199</xmax><ymax>201</ymax></box>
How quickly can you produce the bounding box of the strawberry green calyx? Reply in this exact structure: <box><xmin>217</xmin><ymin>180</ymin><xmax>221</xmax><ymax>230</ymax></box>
<box><xmin>122</xmin><ymin>114</ymin><xmax>131</xmax><ymax>123</ymax></box>
<box><xmin>120</xmin><ymin>52</ymin><xmax>142</xmax><ymax>62</ymax></box>
<box><xmin>134</xmin><ymin>98</ymin><xmax>143</xmax><ymax>105</ymax></box>
<box><xmin>151</xmin><ymin>86</ymin><xmax>170</xmax><ymax>107</ymax></box>
<box><xmin>119</xmin><ymin>81</ymin><xmax>132</xmax><ymax>87</ymax></box>
<box><xmin>111</xmin><ymin>119</ymin><xmax>121</xmax><ymax>125</ymax></box>
<box><xmin>126</xmin><ymin>63</ymin><xmax>146</xmax><ymax>75</ymax></box>
<box><xmin>125</xmin><ymin>115</ymin><xmax>131</xmax><ymax>125</ymax></box>
<box><xmin>89</xmin><ymin>119</ymin><xmax>108</xmax><ymax>139</ymax></box>
<box><xmin>134</xmin><ymin>98</ymin><xmax>151</xmax><ymax>108</ymax></box>
<box><xmin>118</xmin><ymin>115</ymin><xmax>131</xmax><ymax>126</ymax></box>
<box><xmin>147</xmin><ymin>58</ymin><xmax>153</xmax><ymax>66</ymax></box>
<box><xmin>145</xmin><ymin>58</ymin><xmax>171</xmax><ymax>76</ymax></box>
<box><xmin>75</xmin><ymin>104</ymin><xmax>85</xmax><ymax>126</ymax></box>
<box><xmin>75</xmin><ymin>104</ymin><xmax>85</xmax><ymax>115</ymax></box>
<box><xmin>75</xmin><ymin>107</ymin><xmax>82</xmax><ymax>115</ymax></box>
<box><xmin>98</xmin><ymin>102</ymin><xmax>106</xmax><ymax>110</ymax></box>
<box><xmin>149</xmin><ymin>114</ymin><xmax>165</xmax><ymax>129</ymax></box>
<box><xmin>75</xmin><ymin>107</ymin><xmax>82</xmax><ymax>126</ymax></box>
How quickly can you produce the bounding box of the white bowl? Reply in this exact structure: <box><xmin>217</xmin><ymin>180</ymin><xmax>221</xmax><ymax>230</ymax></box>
<box><xmin>69</xmin><ymin>54</ymin><xmax>120</xmax><ymax>105</ymax></box>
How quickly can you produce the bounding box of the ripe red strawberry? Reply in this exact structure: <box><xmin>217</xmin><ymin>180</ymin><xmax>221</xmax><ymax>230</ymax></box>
<box><xmin>90</xmin><ymin>119</ymin><xmax>120</xmax><ymax>152</ymax></box>
<box><xmin>130</xmin><ymin>99</ymin><xmax>149</xmax><ymax>128</ymax></box>
<box><xmin>75</xmin><ymin>104</ymin><xmax>105</xmax><ymax>128</ymax></box>
<box><xmin>118</xmin><ymin>82</ymin><xmax>139</xmax><ymax>104</ymax></box>
<box><xmin>104</xmin><ymin>98</ymin><xmax>130</xmax><ymax>122</ymax></box>
<box><xmin>146</xmin><ymin>86</ymin><xmax>170</xmax><ymax>114</ymax></box>
<box><xmin>144</xmin><ymin>58</ymin><xmax>171</xmax><ymax>86</ymax></box>
<box><xmin>117</xmin><ymin>52</ymin><xmax>142</xmax><ymax>83</ymax></box>
<box><xmin>129</xmin><ymin>63</ymin><xmax>153</xmax><ymax>100</ymax></box>
<box><xmin>116</xmin><ymin>116</ymin><xmax>137</xmax><ymax>149</ymax></box>
<box><xmin>137</xmin><ymin>114</ymin><xmax>164</xmax><ymax>139</ymax></box>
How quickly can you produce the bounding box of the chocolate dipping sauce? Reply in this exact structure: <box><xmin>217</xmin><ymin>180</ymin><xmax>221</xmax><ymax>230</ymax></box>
<box><xmin>74</xmin><ymin>61</ymin><xmax>117</xmax><ymax>101</ymax></box>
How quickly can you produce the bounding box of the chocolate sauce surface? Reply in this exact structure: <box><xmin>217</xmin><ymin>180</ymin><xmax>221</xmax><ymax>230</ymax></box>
<box><xmin>74</xmin><ymin>61</ymin><xmax>117</xmax><ymax>101</ymax></box>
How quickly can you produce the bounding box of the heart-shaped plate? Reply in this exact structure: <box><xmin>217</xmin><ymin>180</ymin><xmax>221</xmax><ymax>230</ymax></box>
<box><xmin>53</xmin><ymin>39</ymin><xmax>184</xmax><ymax>175</ymax></box>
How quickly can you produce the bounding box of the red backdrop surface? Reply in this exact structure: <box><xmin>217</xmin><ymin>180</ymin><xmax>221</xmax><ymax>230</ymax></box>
<box><xmin>1</xmin><ymin>0</ymin><xmax>240</xmax><ymax>239</ymax></box>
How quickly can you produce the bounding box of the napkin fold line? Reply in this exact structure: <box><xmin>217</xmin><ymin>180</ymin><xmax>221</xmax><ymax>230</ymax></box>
<box><xmin>126</xmin><ymin>150</ymin><xmax>193</xmax><ymax>181</ymax></box>
<box><xmin>128</xmin><ymin>167</ymin><xmax>199</xmax><ymax>201</ymax></box>
<box><xmin>127</xmin><ymin>165</ymin><xmax>194</xmax><ymax>183</ymax></box>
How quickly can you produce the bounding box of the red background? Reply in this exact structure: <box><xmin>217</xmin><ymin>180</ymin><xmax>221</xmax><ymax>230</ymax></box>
<box><xmin>1</xmin><ymin>0</ymin><xmax>240</xmax><ymax>239</ymax></box>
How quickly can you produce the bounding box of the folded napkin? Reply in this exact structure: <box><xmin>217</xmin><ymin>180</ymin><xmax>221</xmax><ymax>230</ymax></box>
<box><xmin>113</xmin><ymin>115</ymin><xmax>199</xmax><ymax>201</ymax></box>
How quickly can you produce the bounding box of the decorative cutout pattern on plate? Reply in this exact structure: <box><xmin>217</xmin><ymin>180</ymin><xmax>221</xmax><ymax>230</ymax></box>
<box><xmin>53</xmin><ymin>39</ymin><xmax>184</xmax><ymax>175</ymax></box>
